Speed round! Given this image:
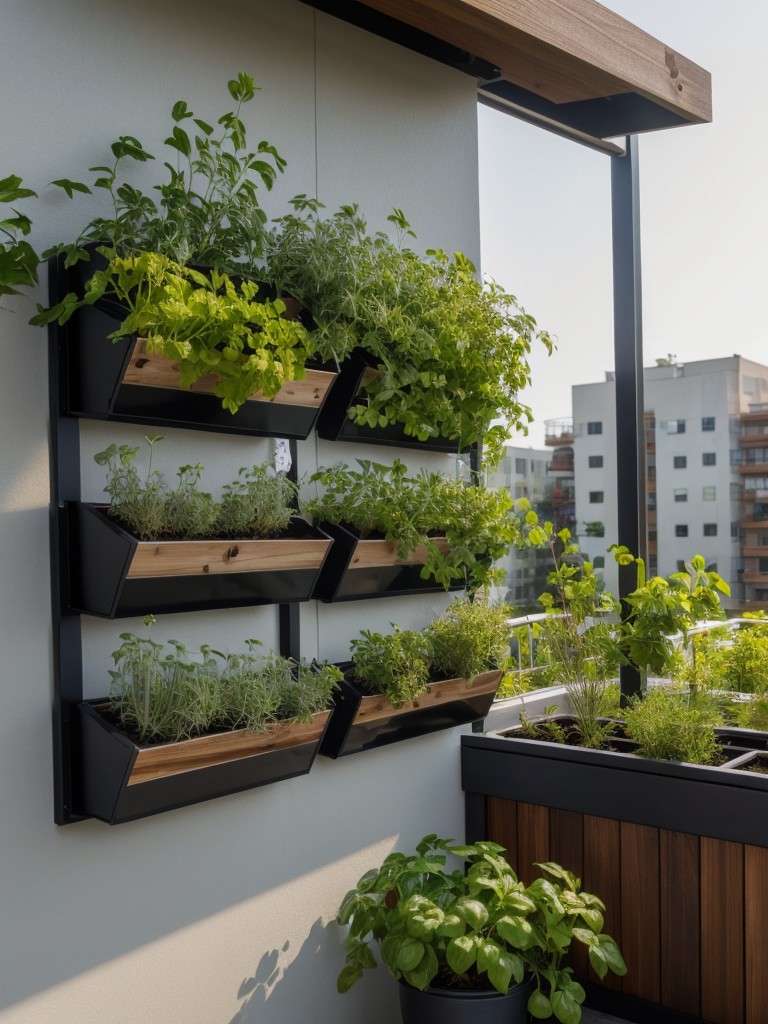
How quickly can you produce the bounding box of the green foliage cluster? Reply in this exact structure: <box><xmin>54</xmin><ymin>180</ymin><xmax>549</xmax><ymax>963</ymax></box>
<box><xmin>109</xmin><ymin>619</ymin><xmax>341</xmax><ymax>744</ymax></box>
<box><xmin>349</xmin><ymin>600</ymin><xmax>511</xmax><ymax>706</ymax></box>
<box><xmin>622</xmin><ymin>687</ymin><xmax>722</xmax><ymax>765</ymax></box>
<box><xmin>303</xmin><ymin>459</ymin><xmax>537</xmax><ymax>592</ymax></box>
<box><xmin>95</xmin><ymin>436</ymin><xmax>296</xmax><ymax>540</ymax></box>
<box><xmin>336</xmin><ymin>834</ymin><xmax>626</xmax><ymax>1023</ymax></box>
<box><xmin>267</xmin><ymin>199</ymin><xmax>552</xmax><ymax>459</ymax></box>
<box><xmin>0</xmin><ymin>174</ymin><xmax>38</xmax><ymax>303</ymax></box>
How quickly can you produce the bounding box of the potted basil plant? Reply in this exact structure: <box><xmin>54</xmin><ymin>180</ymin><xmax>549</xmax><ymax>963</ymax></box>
<box><xmin>336</xmin><ymin>833</ymin><xmax>626</xmax><ymax>1024</ymax></box>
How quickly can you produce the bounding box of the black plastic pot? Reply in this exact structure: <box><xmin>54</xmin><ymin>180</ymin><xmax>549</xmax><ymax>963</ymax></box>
<box><xmin>312</xmin><ymin>522</ymin><xmax>463</xmax><ymax>602</ymax></box>
<box><xmin>52</xmin><ymin>253</ymin><xmax>336</xmax><ymax>438</ymax></box>
<box><xmin>65</xmin><ymin>504</ymin><xmax>332</xmax><ymax>617</ymax></box>
<box><xmin>320</xmin><ymin>669</ymin><xmax>502</xmax><ymax>757</ymax></box>
<box><xmin>398</xmin><ymin>978</ymin><xmax>533</xmax><ymax>1024</ymax></box>
<box><xmin>79</xmin><ymin>701</ymin><xmax>331</xmax><ymax>825</ymax></box>
<box><xmin>317</xmin><ymin>349</ymin><xmax>464</xmax><ymax>452</ymax></box>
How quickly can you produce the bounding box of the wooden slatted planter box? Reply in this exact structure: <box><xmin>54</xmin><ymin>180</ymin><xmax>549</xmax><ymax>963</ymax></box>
<box><xmin>321</xmin><ymin>669</ymin><xmax>502</xmax><ymax>757</ymax></box>
<box><xmin>312</xmin><ymin>521</ymin><xmax>462</xmax><ymax>601</ymax></box>
<box><xmin>316</xmin><ymin>349</ymin><xmax>463</xmax><ymax>452</ymax></box>
<box><xmin>67</xmin><ymin>503</ymin><xmax>332</xmax><ymax>617</ymax></box>
<box><xmin>53</xmin><ymin>250</ymin><xmax>336</xmax><ymax>438</ymax></box>
<box><xmin>461</xmin><ymin>726</ymin><xmax>768</xmax><ymax>1024</ymax></box>
<box><xmin>79</xmin><ymin>701</ymin><xmax>331</xmax><ymax>825</ymax></box>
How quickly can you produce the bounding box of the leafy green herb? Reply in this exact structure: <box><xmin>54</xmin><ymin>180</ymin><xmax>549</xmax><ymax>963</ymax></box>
<box><xmin>622</xmin><ymin>686</ymin><xmax>722</xmax><ymax>765</ymax></box>
<box><xmin>425</xmin><ymin>599</ymin><xmax>511</xmax><ymax>682</ymax></box>
<box><xmin>336</xmin><ymin>833</ymin><xmax>626</xmax><ymax>1023</ymax></box>
<box><xmin>350</xmin><ymin>628</ymin><xmax>431</xmax><ymax>706</ymax></box>
<box><xmin>0</xmin><ymin>174</ymin><xmax>39</xmax><ymax>304</ymax></box>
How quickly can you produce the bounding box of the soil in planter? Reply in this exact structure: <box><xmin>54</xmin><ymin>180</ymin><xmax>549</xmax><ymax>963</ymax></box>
<box><xmin>734</xmin><ymin>754</ymin><xmax>768</xmax><ymax>774</ymax></box>
<box><xmin>95</xmin><ymin>704</ymin><xmax>289</xmax><ymax>748</ymax></box>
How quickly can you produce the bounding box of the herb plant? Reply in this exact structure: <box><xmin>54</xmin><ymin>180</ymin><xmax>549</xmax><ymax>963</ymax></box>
<box><xmin>303</xmin><ymin>459</ymin><xmax>530</xmax><ymax>592</ymax></box>
<box><xmin>0</xmin><ymin>174</ymin><xmax>38</xmax><ymax>304</ymax></box>
<box><xmin>350</xmin><ymin>627</ymin><xmax>431</xmax><ymax>706</ymax></box>
<box><xmin>109</xmin><ymin>620</ymin><xmax>341</xmax><ymax>744</ymax></box>
<box><xmin>622</xmin><ymin>687</ymin><xmax>722</xmax><ymax>765</ymax></box>
<box><xmin>425</xmin><ymin>599</ymin><xmax>511</xmax><ymax>682</ymax></box>
<box><xmin>268</xmin><ymin>199</ymin><xmax>552</xmax><ymax>461</ymax></box>
<box><xmin>94</xmin><ymin>436</ymin><xmax>297</xmax><ymax>540</ymax></box>
<box><xmin>337</xmin><ymin>833</ymin><xmax>626</xmax><ymax>1023</ymax></box>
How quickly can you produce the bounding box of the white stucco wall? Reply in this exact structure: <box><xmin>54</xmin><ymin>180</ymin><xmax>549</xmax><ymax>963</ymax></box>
<box><xmin>0</xmin><ymin>2</ymin><xmax>480</xmax><ymax>1021</ymax></box>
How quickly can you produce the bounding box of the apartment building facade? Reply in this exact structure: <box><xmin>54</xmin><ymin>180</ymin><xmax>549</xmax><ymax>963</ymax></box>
<box><xmin>562</xmin><ymin>356</ymin><xmax>768</xmax><ymax>609</ymax></box>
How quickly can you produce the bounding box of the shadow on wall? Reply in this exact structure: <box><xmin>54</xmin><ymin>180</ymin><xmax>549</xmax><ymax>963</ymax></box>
<box><xmin>231</xmin><ymin>918</ymin><xmax>347</xmax><ymax>1024</ymax></box>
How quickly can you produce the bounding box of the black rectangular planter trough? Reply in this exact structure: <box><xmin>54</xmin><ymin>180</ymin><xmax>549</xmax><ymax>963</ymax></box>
<box><xmin>316</xmin><ymin>349</ymin><xmax>463</xmax><ymax>453</ymax></box>
<box><xmin>312</xmin><ymin>522</ymin><xmax>462</xmax><ymax>602</ymax></box>
<box><xmin>66</xmin><ymin>503</ymin><xmax>332</xmax><ymax>617</ymax></box>
<box><xmin>320</xmin><ymin>669</ymin><xmax>502</xmax><ymax>757</ymax></box>
<box><xmin>52</xmin><ymin>252</ymin><xmax>336</xmax><ymax>439</ymax></box>
<box><xmin>79</xmin><ymin>701</ymin><xmax>331</xmax><ymax>824</ymax></box>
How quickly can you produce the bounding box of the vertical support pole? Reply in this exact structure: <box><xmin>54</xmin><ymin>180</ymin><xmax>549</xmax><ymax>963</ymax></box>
<box><xmin>48</xmin><ymin>255</ymin><xmax>86</xmax><ymax>823</ymax></box>
<box><xmin>611</xmin><ymin>136</ymin><xmax>646</xmax><ymax>703</ymax></box>
<box><xmin>278</xmin><ymin>438</ymin><xmax>301</xmax><ymax>661</ymax></box>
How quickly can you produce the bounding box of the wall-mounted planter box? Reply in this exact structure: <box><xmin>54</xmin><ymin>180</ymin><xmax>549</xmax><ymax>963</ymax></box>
<box><xmin>312</xmin><ymin>521</ymin><xmax>462</xmax><ymax>602</ymax></box>
<box><xmin>316</xmin><ymin>349</ymin><xmax>463</xmax><ymax>453</ymax></box>
<box><xmin>51</xmin><ymin>248</ymin><xmax>336</xmax><ymax>438</ymax></box>
<box><xmin>320</xmin><ymin>669</ymin><xmax>502</xmax><ymax>757</ymax></box>
<box><xmin>67</xmin><ymin>503</ymin><xmax>332</xmax><ymax>617</ymax></box>
<box><xmin>462</xmin><ymin>724</ymin><xmax>768</xmax><ymax>1024</ymax></box>
<box><xmin>79</xmin><ymin>701</ymin><xmax>331</xmax><ymax>824</ymax></box>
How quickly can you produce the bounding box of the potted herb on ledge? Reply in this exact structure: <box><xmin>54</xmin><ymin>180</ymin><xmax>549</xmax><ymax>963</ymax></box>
<box><xmin>321</xmin><ymin>600</ymin><xmax>511</xmax><ymax>757</ymax></box>
<box><xmin>336</xmin><ymin>833</ymin><xmax>625</xmax><ymax>1024</ymax></box>
<box><xmin>80</xmin><ymin>621</ymin><xmax>342</xmax><ymax>824</ymax></box>
<box><xmin>70</xmin><ymin>436</ymin><xmax>331</xmax><ymax>617</ymax></box>
<box><xmin>34</xmin><ymin>74</ymin><xmax>337</xmax><ymax>438</ymax></box>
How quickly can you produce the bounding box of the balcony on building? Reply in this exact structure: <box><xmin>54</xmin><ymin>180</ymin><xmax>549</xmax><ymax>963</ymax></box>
<box><xmin>547</xmin><ymin>447</ymin><xmax>574</xmax><ymax>473</ymax></box>
<box><xmin>544</xmin><ymin>417</ymin><xmax>575</xmax><ymax>447</ymax></box>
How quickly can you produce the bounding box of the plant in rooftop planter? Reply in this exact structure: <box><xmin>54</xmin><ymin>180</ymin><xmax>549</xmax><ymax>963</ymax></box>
<box><xmin>70</xmin><ymin>436</ymin><xmax>332</xmax><ymax>617</ymax></box>
<box><xmin>321</xmin><ymin>600</ymin><xmax>511</xmax><ymax>757</ymax></box>
<box><xmin>267</xmin><ymin>198</ymin><xmax>552</xmax><ymax>462</ymax></box>
<box><xmin>80</xmin><ymin>620</ymin><xmax>342</xmax><ymax>824</ymax></box>
<box><xmin>33</xmin><ymin>74</ymin><xmax>336</xmax><ymax>435</ymax></box>
<box><xmin>336</xmin><ymin>833</ymin><xmax>626</xmax><ymax>1024</ymax></box>
<box><xmin>0</xmin><ymin>174</ymin><xmax>38</xmax><ymax>304</ymax></box>
<box><xmin>303</xmin><ymin>459</ymin><xmax>533</xmax><ymax>601</ymax></box>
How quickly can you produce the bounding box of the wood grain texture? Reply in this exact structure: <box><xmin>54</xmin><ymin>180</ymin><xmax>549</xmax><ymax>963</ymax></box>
<box><xmin>516</xmin><ymin>802</ymin><xmax>550</xmax><ymax>885</ymax></box>
<box><xmin>124</xmin><ymin>340</ymin><xmax>336</xmax><ymax>408</ymax></box>
<box><xmin>701</xmin><ymin>837</ymin><xmax>744</xmax><ymax>1024</ymax></box>
<box><xmin>356</xmin><ymin>0</ymin><xmax>711</xmax><ymax>122</ymax></box>
<box><xmin>130</xmin><ymin>711</ymin><xmax>330</xmax><ymax>784</ymax></box>
<box><xmin>349</xmin><ymin>537</ymin><xmax>449</xmax><ymax>569</ymax></box>
<box><xmin>128</xmin><ymin>536</ymin><xmax>330</xmax><ymax>578</ymax></box>
<box><xmin>745</xmin><ymin>845</ymin><xmax>768</xmax><ymax>1024</ymax></box>
<box><xmin>487</xmin><ymin>797</ymin><xmax>518</xmax><ymax>868</ymax></box>
<box><xmin>549</xmin><ymin>808</ymin><xmax>588</xmax><ymax>981</ymax></box>
<box><xmin>352</xmin><ymin>671</ymin><xmax>502</xmax><ymax>726</ymax></box>
<box><xmin>583</xmin><ymin>816</ymin><xmax>621</xmax><ymax>990</ymax></box>
<box><xmin>660</xmin><ymin>830</ymin><xmax>700</xmax><ymax>1016</ymax></box>
<box><xmin>620</xmin><ymin>823</ymin><xmax>660</xmax><ymax>1003</ymax></box>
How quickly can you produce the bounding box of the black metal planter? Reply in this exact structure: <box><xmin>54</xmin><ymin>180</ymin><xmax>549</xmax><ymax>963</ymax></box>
<box><xmin>52</xmin><ymin>252</ymin><xmax>336</xmax><ymax>439</ymax></box>
<box><xmin>79</xmin><ymin>702</ymin><xmax>331</xmax><ymax>825</ymax></box>
<box><xmin>398</xmin><ymin>978</ymin><xmax>533</xmax><ymax>1024</ymax></box>
<box><xmin>320</xmin><ymin>670</ymin><xmax>502</xmax><ymax>757</ymax></box>
<box><xmin>66</xmin><ymin>504</ymin><xmax>332</xmax><ymax>617</ymax></box>
<box><xmin>316</xmin><ymin>349</ymin><xmax>463</xmax><ymax>452</ymax></box>
<box><xmin>312</xmin><ymin>522</ymin><xmax>462</xmax><ymax>602</ymax></box>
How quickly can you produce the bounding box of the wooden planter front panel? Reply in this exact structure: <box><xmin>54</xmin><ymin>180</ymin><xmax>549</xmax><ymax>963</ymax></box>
<box><xmin>480</xmin><ymin>797</ymin><xmax>768</xmax><ymax>1024</ymax></box>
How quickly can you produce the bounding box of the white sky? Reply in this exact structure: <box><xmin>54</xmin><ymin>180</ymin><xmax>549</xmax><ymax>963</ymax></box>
<box><xmin>479</xmin><ymin>0</ymin><xmax>768</xmax><ymax>447</ymax></box>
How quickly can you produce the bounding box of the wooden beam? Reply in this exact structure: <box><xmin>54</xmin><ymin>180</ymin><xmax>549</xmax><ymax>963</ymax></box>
<box><xmin>356</xmin><ymin>0</ymin><xmax>711</xmax><ymax>128</ymax></box>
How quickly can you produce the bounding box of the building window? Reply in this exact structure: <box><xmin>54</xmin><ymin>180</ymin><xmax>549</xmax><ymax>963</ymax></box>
<box><xmin>588</xmin><ymin>455</ymin><xmax>603</xmax><ymax>468</ymax></box>
<box><xmin>673</xmin><ymin>455</ymin><xmax>687</xmax><ymax>469</ymax></box>
<box><xmin>730</xmin><ymin>449</ymin><xmax>743</xmax><ymax>465</ymax></box>
<box><xmin>703</xmin><ymin>486</ymin><xmax>716</xmax><ymax>501</ymax></box>
<box><xmin>703</xmin><ymin>523</ymin><xmax>718</xmax><ymax>537</ymax></box>
<box><xmin>666</xmin><ymin>419</ymin><xmax>686</xmax><ymax>434</ymax></box>
<box><xmin>649</xmin><ymin>530</ymin><xmax>657</xmax><ymax>541</ymax></box>
<box><xmin>732</xmin><ymin>522</ymin><xmax>739</xmax><ymax>539</ymax></box>
<box><xmin>589</xmin><ymin>491</ymin><xmax>604</xmax><ymax>504</ymax></box>
<box><xmin>702</xmin><ymin>417</ymin><xmax>716</xmax><ymax>431</ymax></box>
<box><xmin>760</xmin><ymin>559</ymin><xmax>768</xmax><ymax>574</ymax></box>
<box><xmin>649</xmin><ymin>558</ymin><xmax>658</xmax><ymax>575</ymax></box>
<box><xmin>674</xmin><ymin>489</ymin><xmax>688</xmax><ymax>502</ymax></box>
<box><xmin>593</xmin><ymin>556</ymin><xmax>605</xmax><ymax>569</ymax></box>
<box><xmin>676</xmin><ymin>525</ymin><xmax>689</xmax><ymax>538</ymax></box>
<box><xmin>703</xmin><ymin>452</ymin><xmax>716</xmax><ymax>466</ymax></box>
<box><xmin>515</xmin><ymin>458</ymin><xmax>526</xmax><ymax>474</ymax></box>
<box><xmin>587</xmin><ymin>421</ymin><xmax>603</xmax><ymax>435</ymax></box>
<box><xmin>731</xmin><ymin>482</ymin><xmax>742</xmax><ymax>499</ymax></box>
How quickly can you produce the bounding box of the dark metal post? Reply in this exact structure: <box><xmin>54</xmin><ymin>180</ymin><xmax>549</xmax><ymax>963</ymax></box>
<box><xmin>611</xmin><ymin>136</ymin><xmax>647</xmax><ymax>703</ymax></box>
